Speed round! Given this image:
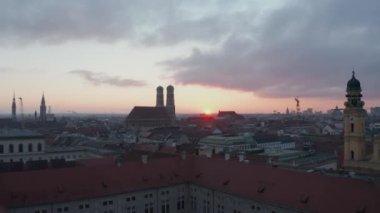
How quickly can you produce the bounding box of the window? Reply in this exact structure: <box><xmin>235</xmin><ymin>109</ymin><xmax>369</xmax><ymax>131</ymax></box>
<box><xmin>103</xmin><ymin>200</ymin><xmax>113</xmax><ymax>206</ymax></box>
<box><xmin>38</xmin><ymin>143</ymin><xmax>42</xmax><ymax>151</ymax></box>
<box><xmin>0</xmin><ymin>145</ymin><xmax>3</xmax><ymax>153</ymax></box>
<box><xmin>79</xmin><ymin>203</ymin><xmax>90</xmax><ymax>210</ymax></box>
<box><xmin>351</xmin><ymin>123</ymin><xmax>355</xmax><ymax>133</ymax></box>
<box><xmin>161</xmin><ymin>190</ymin><xmax>170</xmax><ymax>195</ymax></box>
<box><xmin>217</xmin><ymin>204</ymin><xmax>224</xmax><ymax>213</ymax></box>
<box><xmin>57</xmin><ymin>207</ymin><xmax>69</xmax><ymax>212</ymax></box>
<box><xmin>177</xmin><ymin>196</ymin><xmax>185</xmax><ymax>210</ymax></box>
<box><xmin>126</xmin><ymin>196</ymin><xmax>136</xmax><ymax>202</ymax></box>
<box><xmin>202</xmin><ymin>200</ymin><xmax>210</xmax><ymax>213</ymax></box>
<box><xmin>145</xmin><ymin>203</ymin><xmax>154</xmax><ymax>213</ymax></box>
<box><xmin>145</xmin><ymin>193</ymin><xmax>153</xmax><ymax>199</ymax></box>
<box><xmin>9</xmin><ymin>144</ymin><xmax>14</xmax><ymax>153</ymax></box>
<box><xmin>161</xmin><ymin>199</ymin><xmax>170</xmax><ymax>213</ymax></box>
<box><xmin>18</xmin><ymin>144</ymin><xmax>23</xmax><ymax>153</ymax></box>
<box><xmin>191</xmin><ymin>196</ymin><xmax>197</xmax><ymax>210</ymax></box>
<box><xmin>28</xmin><ymin>143</ymin><xmax>33</xmax><ymax>152</ymax></box>
<box><xmin>126</xmin><ymin>206</ymin><xmax>136</xmax><ymax>213</ymax></box>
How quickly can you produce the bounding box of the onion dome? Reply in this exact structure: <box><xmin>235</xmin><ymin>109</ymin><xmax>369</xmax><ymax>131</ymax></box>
<box><xmin>347</xmin><ymin>71</ymin><xmax>361</xmax><ymax>92</ymax></box>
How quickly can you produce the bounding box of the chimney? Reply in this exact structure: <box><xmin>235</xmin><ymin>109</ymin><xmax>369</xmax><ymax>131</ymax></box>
<box><xmin>238</xmin><ymin>152</ymin><xmax>245</xmax><ymax>162</ymax></box>
<box><xmin>181</xmin><ymin>151</ymin><xmax>187</xmax><ymax>160</ymax></box>
<box><xmin>206</xmin><ymin>150</ymin><xmax>212</xmax><ymax>158</ymax></box>
<box><xmin>141</xmin><ymin>155</ymin><xmax>148</xmax><ymax>164</ymax></box>
<box><xmin>224</xmin><ymin>153</ymin><xmax>230</xmax><ymax>161</ymax></box>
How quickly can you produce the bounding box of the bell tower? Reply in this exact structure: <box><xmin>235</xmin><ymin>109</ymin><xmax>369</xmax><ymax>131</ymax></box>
<box><xmin>344</xmin><ymin>71</ymin><xmax>366</xmax><ymax>161</ymax></box>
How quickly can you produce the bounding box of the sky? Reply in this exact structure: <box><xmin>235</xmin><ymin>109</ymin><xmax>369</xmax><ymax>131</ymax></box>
<box><xmin>0</xmin><ymin>0</ymin><xmax>380</xmax><ymax>115</ymax></box>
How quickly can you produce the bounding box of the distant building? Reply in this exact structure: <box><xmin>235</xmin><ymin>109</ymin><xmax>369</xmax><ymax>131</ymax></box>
<box><xmin>216</xmin><ymin>111</ymin><xmax>244</xmax><ymax>121</ymax></box>
<box><xmin>370</xmin><ymin>107</ymin><xmax>380</xmax><ymax>116</ymax></box>
<box><xmin>0</xmin><ymin>129</ymin><xmax>90</xmax><ymax>164</ymax></box>
<box><xmin>126</xmin><ymin>86</ymin><xmax>176</xmax><ymax>128</ymax></box>
<box><xmin>199</xmin><ymin>134</ymin><xmax>254</xmax><ymax>154</ymax></box>
<box><xmin>254</xmin><ymin>133</ymin><xmax>296</xmax><ymax>152</ymax></box>
<box><xmin>126</xmin><ymin>106</ymin><xmax>172</xmax><ymax>127</ymax></box>
<box><xmin>0</xmin><ymin>129</ymin><xmax>45</xmax><ymax>163</ymax></box>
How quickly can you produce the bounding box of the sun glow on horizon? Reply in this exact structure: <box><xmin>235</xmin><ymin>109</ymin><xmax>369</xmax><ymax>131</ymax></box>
<box><xmin>203</xmin><ymin>109</ymin><xmax>213</xmax><ymax>115</ymax></box>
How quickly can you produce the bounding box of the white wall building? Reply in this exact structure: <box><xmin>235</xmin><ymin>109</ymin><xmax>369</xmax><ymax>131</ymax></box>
<box><xmin>0</xmin><ymin>129</ymin><xmax>92</xmax><ymax>163</ymax></box>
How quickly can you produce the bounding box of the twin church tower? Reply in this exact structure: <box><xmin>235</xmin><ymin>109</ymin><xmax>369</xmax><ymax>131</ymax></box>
<box><xmin>156</xmin><ymin>85</ymin><xmax>175</xmax><ymax>120</ymax></box>
<box><xmin>11</xmin><ymin>92</ymin><xmax>48</xmax><ymax>122</ymax></box>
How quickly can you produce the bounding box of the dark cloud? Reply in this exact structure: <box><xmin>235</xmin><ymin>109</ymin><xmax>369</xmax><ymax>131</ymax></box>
<box><xmin>161</xmin><ymin>0</ymin><xmax>380</xmax><ymax>99</ymax></box>
<box><xmin>69</xmin><ymin>70</ymin><xmax>146</xmax><ymax>87</ymax></box>
<box><xmin>0</xmin><ymin>0</ymin><xmax>182</xmax><ymax>44</ymax></box>
<box><xmin>0</xmin><ymin>0</ymin><xmax>239</xmax><ymax>45</ymax></box>
<box><xmin>2</xmin><ymin>0</ymin><xmax>380</xmax><ymax>100</ymax></box>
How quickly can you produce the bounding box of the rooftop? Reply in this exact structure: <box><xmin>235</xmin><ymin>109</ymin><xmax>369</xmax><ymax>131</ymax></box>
<box><xmin>1</xmin><ymin>155</ymin><xmax>380</xmax><ymax>212</ymax></box>
<box><xmin>126</xmin><ymin>106</ymin><xmax>171</xmax><ymax>121</ymax></box>
<box><xmin>0</xmin><ymin>129</ymin><xmax>43</xmax><ymax>140</ymax></box>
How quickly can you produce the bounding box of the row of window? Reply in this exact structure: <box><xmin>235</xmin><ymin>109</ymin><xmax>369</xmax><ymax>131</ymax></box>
<box><xmin>0</xmin><ymin>154</ymin><xmax>83</xmax><ymax>163</ymax></box>
<box><xmin>0</xmin><ymin>143</ymin><xmax>42</xmax><ymax>154</ymax></box>
<box><xmin>33</xmin><ymin>199</ymin><xmax>278</xmax><ymax>213</ymax></box>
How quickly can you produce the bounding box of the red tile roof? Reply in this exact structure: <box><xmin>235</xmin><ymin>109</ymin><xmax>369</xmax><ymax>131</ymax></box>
<box><xmin>1</xmin><ymin>155</ymin><xmax>380</xmax><ymax>212</ymax></box>
<box><xmin>190</xmin><ymin>157</ymin><xmax>380</xmax><ymax>213</ymax></box>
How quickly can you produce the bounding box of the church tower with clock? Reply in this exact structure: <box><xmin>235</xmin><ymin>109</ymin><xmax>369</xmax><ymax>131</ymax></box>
<box><xmin>344</xmin><ymin>71</ymin><xmax>366</xmax><ymax>162</ymax></box>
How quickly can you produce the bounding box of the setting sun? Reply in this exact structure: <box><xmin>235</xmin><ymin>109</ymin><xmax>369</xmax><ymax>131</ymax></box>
<box><xmin>203</xmin><ymin>109</ymin><xmax>213</xmax><ymax>115</ymax></box>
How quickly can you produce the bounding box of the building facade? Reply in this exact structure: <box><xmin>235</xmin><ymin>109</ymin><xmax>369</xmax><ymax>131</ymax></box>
<box><xmin>0</xmin><ymin>129</ymin><xmax>91</xmax><ymax>164</ymax></box>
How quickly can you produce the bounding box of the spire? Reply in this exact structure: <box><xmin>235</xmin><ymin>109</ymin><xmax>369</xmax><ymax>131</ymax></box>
<box><xmin>41</xmin><ymin>92</ymin><xmax>45</xmax><ymax>105</ymax></box>
<box><xmin>40</xmin><ymin>92</ymin><xmax>47</xmax><ymax>122</ymax></box>
<box><xmin>11</xmin><ymin>91</ymin><xmax>17</xmax><ymax>121</ymax></box>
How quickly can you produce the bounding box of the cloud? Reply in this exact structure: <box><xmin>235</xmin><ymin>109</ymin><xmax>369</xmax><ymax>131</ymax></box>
<box><xmin>2</xmin><ymin>0</ymin><xmax>380</xmax><ymax>100</ymax></box>
<box><xmin>0</xmin><ymin>0</ymin><xmax>245</xmax><ymax>45</ymax></box>
<box><xmin>0</xmin><ymin>67</ymin><xmax>11</xmax><ymax>73</ymax></box>
<box><xmin>160</xmin><ymin>0</ymin><xmax>380</xmax><ymax>99</ymax></box>
<box><xmin>69</xmin><ymin>70</ymin><xmax>146</xmax><ymax>87</ymax></box>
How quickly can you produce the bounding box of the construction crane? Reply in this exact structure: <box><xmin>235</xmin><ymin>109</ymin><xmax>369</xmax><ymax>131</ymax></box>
<box><xmin>18</xmin><ymin>97</ymin><xmax>24</xmax><ymax>121</ymax></box>
<box><xmin>295</xmin><ymin>96</ymin><xmax>301</xmax><ymax>115</ymax></box>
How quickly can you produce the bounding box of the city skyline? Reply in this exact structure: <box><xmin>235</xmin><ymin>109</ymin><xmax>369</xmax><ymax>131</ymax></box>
<box><xmin>1</xmin><ymin>0</ymin><xmax>380</xmax><ymax>114</ymax></box>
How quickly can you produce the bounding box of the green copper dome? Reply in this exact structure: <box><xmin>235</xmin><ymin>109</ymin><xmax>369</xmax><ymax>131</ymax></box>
<box><xmin>347</xmin><ymin>71</ymin><xmax>361</xmax><ymax>92</ymax></box>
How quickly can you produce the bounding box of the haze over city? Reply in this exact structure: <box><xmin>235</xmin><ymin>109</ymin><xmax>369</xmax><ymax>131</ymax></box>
<box><xmin>1</xmin><ymin>0</ymin><xmax>380</xmax><ymax>114</ymax></box>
